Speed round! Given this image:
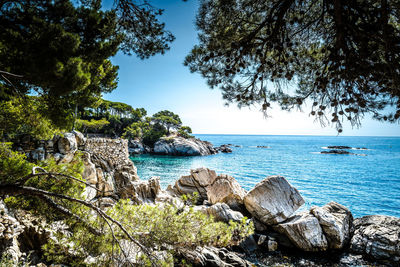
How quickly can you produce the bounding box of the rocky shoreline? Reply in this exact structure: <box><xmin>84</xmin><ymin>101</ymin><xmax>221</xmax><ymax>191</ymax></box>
<box><xmin>1</xmin><ymin>133</ymin><xmax>399</xmax><ymax>266</ymax></box>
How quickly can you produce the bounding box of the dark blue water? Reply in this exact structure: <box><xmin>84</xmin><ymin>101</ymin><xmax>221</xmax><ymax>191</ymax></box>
<box><xmin>130</xmin><ymin>135</ymin><xmax>400</xmax><ymax>218</ymax></box>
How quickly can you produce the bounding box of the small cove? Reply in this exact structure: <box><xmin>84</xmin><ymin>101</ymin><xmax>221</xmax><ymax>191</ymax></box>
<box><xmin>131</xmin><ymin>134</ymin><xmax>400</xmax><ymax>218</ymax></box>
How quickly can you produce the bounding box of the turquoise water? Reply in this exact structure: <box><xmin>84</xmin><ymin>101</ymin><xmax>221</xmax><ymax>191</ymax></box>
<box><xmin>130</xmin><ymin>135</ymin><xmax>400</xmax><ymax>218</ymax></box>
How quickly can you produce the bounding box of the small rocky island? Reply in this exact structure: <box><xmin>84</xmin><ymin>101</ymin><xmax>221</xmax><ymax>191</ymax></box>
<box><xmin>2</xmin><ymin>133</ymin><xmax>398</xmax><ymax>266</ymax></box>
<box><xmin>129</xmin><ymin>136</ymin><xmax>233</xmax><ymax>156</ymax></box>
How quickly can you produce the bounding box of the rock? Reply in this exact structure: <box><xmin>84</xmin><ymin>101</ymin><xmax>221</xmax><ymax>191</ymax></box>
<box><xmin>244</xmin><ymin>175</ymin><xmax>304</xmax><ymax>225</ymax></box>
<box><xmin>321</xmin><ymin>150</ymin><xmax>352</xmax><ymax>155</ymax></box>
<box><xmin>273</xmin><ymin>211</ymin><xmax>328</xmax><ymax>252</ymax></box>
<box><xmin>267</xmin><ymin>239</ymin><xmax>278</xmax><ymax>251</ymax></box>
<box><xmin>57</xmin><ymin>133</ymin><xmax>77</xmax><ymax>154</ymax></box>
<box><xmin>206</xmin><ymin>174</ymin><xmax>246</xmax><ymax>211</ymax></box>
<box><xmin>173</xmin><ymin>168</ymin><xmax>247</xmax><ymax>209</ymax></box>
<box><xmin>251</xmin><ymin>217</ymin><xmax>268</xmax><ymax>232</ymax></box>
<box><xmin>239</xmin><ymin>234</ymin><xmax>258</xmax><ymax>253</ymax></box>
<box><xmin>350</xmin><ymin>215</ymin><xmax>400</xmax><ymax>262</ymax></box>
<box><xmin>173</xmin><ymin>168</ymin><xmax>218</xmax><ymax>202</ymax></box>
<box><xmin>153</xmin><ymin>136</ymin><xmax>216</xmax><ymax>156</ymax></box>
<box><xmin>128</xmin><ymin>140</ymin><xmax>145</xmax><ymax>154</ymax></box>
<box><xmin>72</xmin><ymin>130</ymin><xmax>86</xmax><ymax>147</ymax></box>
<box><xmin>182</xmin><ymin>246</ymin><xmax>251</xmax><ymax>267</ymax></box>
<box><xmin>310</xmin><ymin>202</ymin><xmax>353</xmax><ymax>249</ymax></box>
<box><xmin>326</xmin><ymin>146</ymin><xmax>352</xmax><ymax>149</ymax></box>
<box><xmin>257</xmin><ymin>146</ymin><xmax>269</xmax><ymax>148</ymax></box>
<box><xmin>81</xmin><ymin>152</ymin><xmax>97</xmax><ymax>184</ymax></box>
<box><xmin>126</xmin><ymin>177</ymin><xmax>162</xmax><ymax>204</ymax></box>
<box><xmin>31</xmin><ymin>147</ymin><xmax>45</xmax><ymax>161</ymax></box>
<box><xmin>96</xmin><ymin>168</ymin><xmax>115</xmax><ymax>197</ymax></box>
<box><xmin>206</xmin><ymin>203</ymin><xmax>244</xmax><ymax>223</ymax></box>
<box><xmin>215</xmin><ymin>144</ymin><xmax>233</xmax><ymax>153</ymax></box>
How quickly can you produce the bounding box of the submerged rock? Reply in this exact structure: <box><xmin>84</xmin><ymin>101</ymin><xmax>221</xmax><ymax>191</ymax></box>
<box><xmin>320</xmin><ymin>150</ymin><xmax>352</xmax><ymax>155</ymax></box>
<box><xmin>243</xmin><ymin>175</ymin><xmax>304</xmax><ymax>225</ymax></box>
<box><xmin>310</xmin><ymin>202</ymin><xmax>353</xmax><ymax>249</ymax></box>
<box><xmin>273</xmin><ymin>211</ymin><xmax>328</xmax><ymax>252</ymax></box>
<box><xmin>350</xmin><ymin>215</ymin><xmax>400</xmax><ymax>262</ymax></box>
<box><xmin>154</xmin><ymin>136</ymin><xmax>216</xmax><ymax>156</ymax></box>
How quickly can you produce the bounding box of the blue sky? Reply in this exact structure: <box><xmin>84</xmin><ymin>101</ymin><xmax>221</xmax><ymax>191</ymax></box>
<box><xmin>104</xmin><ymin>0</ymin><xmax>400</xmax><ymax>136</ymax></box>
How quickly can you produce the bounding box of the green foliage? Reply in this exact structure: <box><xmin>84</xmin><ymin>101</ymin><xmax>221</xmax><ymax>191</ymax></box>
<box><xmin>0</xmin><ymin>97</ymin><xmax>60</xmax><ymax>140</ymax></box>
<box><xmin>153</xmin><ymin>110</ymin><xmax>182</xmax><ymax>134</ymax></box>
<box><xmin>185</xmin><ymin>0</ymin><xmax>400</xmax><ymax>132</ymax></box>
<box><xmin>0</xmin><ymin>0</ymin><xmax>174</xmax><ymax>129</ymax></box>
<box><xmin>178</xmin><ymin>126</ymin><xmax>193</xmax><ymax>139</ymax></box>
<box><xmin>142</xmin><ymin>122</ymin><xmax>168</xmax><ymax>147</ymax></box>
<box><xmin>0</xmin><ymin>143</ymin><xmax>33</xmax><ymax>185</ymax></box>
<box><xmin>76</xmin><ymin>118</ymin><xmax>110</xmax><ymax>135</ymax></box>
<box><xmin>42</xmin><ymin>199</ymin><xmax>253</xmax><ymax>266</ymax></box>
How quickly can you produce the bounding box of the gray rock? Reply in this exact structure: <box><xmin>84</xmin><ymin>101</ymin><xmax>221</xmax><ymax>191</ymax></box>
<box><xmin>182</xmin><ymin>246</ymin><xmax>251</xmax><ymax>267</ymax></box>
<box><xmin>273</xmin><ymin>211</ymin><xmax>328</xmax><ymax>252</ymax></box>
<box><xmin>173</xmin><ymin>168</ymin><xmax>218</xmax><ymax>202</ymax></box>
<box><xmin>310</xmin><ymin>202</ymin><xmax>353</xmax><ymax>249</ymax></box>
<box><xmin>31</xmin><ymin>147</ymin><xmax>45</xmax><ymax>161</ymax></box>
<box><xmin>244</xmin><ymin>175</ymin><xmax>304</xmax><ymax>225</ymax></box>
<box><xmin>206</xmin><ymin>203</ymin><xmax>244</xmax><ymax>223</ymax></box>
<box><xmin>206</xmin><ymin>174</ymin><xmax>246</xmax><ymax>211</ymax></box>
<box><xmin>154</xmin><ymin>136</ymin><xmax>216</xmax><ymax>156</ymax></box>
<box><xmin>350</xmin><ymin>215</ymin><xmax>400</xmax><ymax>262</ymax></box>
<box><xmin>57</xmin><ymin>133</ymin><xmax>77</xmax><ymax>154</ymax></box>
<box><xmin>72</xmin><ymin>130</ymin><xmax>86</xmax><ymax>147</ymax></box>
<box><xmin>128</xmin><ymin>140</ymin><xmax>145</xmax><ymax>154</ymax></box>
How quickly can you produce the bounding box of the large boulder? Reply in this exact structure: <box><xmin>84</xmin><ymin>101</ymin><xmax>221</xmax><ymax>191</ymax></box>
<box><xmin>173</xmin><ymin>168</ymin><xmax>218</xmax><ymax>202</ymax></box>
<box><xmin>350</xmin><ymin>215</ymin><xmax>400</xmax><ymax>262</ymax></box>
<box><xmin>206</xmin><ymin>174</ymin><xmax>246</xmax><ymax>210</ymax></box>
<box><xmin>273</xmin><ymin>211</ymin><xmax>328</xmax><ymax>252</ymax></box>
<box><xmin>154</xmin><ymin>136</ymin><xmax>216</xmax><ymax>156</ymax></box>
<box><xmin>57</xmin><ymin>133</ymin><xmax>77</xmax><ymax>154</ymax></box>
<box><xmin>125</xmin><ymin>176</ymin><xmax>162</xmax><ymax>204</ymax></box>
<box><xmin>172</xmin><ymin>168</ymin><xmax>247</xmax><ymax>209</ymax></box>
<box><xmin>244</xmin><ymin>175</ymin><xmax>304</xmax><ymax>225</ymax></box>
<box><xmin>310</xmin><ymin>202</ymin><xmax>353</xmax><ymax>249</ymax></box>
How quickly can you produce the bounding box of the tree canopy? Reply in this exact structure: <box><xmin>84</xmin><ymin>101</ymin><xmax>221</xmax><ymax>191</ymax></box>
<box><xmin>0</xmin><ymin>0</ymin><xmax>174</xmax><ymax>128</ymax></box>
<box><xmin>185</xmin><ymin>0</ymin><xmax>400</xmax><ymax>132</ymax></box>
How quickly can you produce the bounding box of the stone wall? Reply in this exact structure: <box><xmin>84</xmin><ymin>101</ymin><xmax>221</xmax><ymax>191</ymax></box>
<box><xmin>84</xmin><ymin>138</ymin><xmax>130</xmax><ymax>168</ymax></box>
<box><xmin>13</xmin><ymin>132</ymin><xmax>140</xmax><ymax>201</ymax></box>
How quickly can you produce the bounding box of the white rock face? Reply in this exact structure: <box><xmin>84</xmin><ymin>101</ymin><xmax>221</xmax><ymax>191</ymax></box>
<box><xmin>244</xmin><ymin>175</ymin><xmax>304</xmax><ymax>225</ymax></box>
<box><xmin>206</xmin><ymin>174</ymin><xmax>247</xmax><ymax>210</ymax></box>
<box><xmin>310</xmin><ymin>202</ymin><xmax>353</xmax><ymax>249</ymax></box>
<box><xmin>206</xmin><ymin>203</ymin><xmax>244</xmax><ymax>223</ymax></box>
<box><xmin>153</xmin><ymin>137</ymin><xmax>215</xmax><ymax>156</ymax></box>
<box><xmin>273</xmin><ymin>211</ymin><xmax>328</xmax><ymax>252</ymax></box>
<box><xmin>350</xmin><ymin>215</ymin><xmax>400</xmax><ymax>262</ymax></box>
<box><xmin>58</xmin><ymin>133</ymin><xmax>77</xmax><ymax>154</ymax></box>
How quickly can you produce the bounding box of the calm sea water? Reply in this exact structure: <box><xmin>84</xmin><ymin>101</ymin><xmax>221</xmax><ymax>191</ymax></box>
<box><xmin>130</xmin><ymin>135</ymin><xmax>400</xmax><ymax>218</ymax></box>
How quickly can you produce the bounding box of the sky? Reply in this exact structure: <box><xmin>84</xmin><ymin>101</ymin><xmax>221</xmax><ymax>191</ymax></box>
<box><xmin>104</xmin><ymin>0</ymin><xmax>400</xmax><ymax>136</ymax></box>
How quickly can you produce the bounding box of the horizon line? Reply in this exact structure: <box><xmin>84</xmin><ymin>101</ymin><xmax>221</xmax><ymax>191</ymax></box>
<box><xmin>193</xmin><ymin>133</ymin><xmax>400</xmax><ymax>137</ymax></box>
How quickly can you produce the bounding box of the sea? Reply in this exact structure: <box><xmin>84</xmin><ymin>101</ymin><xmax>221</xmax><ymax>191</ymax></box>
<box><xmin>130</xmin><ymin>135</ymin><xmax>400</xmax><ymax>218</ymax></box>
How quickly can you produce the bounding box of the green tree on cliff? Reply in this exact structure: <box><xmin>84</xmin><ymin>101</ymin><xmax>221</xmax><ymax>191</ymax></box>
<box><xmin>152</xmin><ymin>110</ymin><xmax>183</xmax><ymax>135</ymax></box>
<box><xmin>185</xmin><ymin>0</ymin><xmax>400</xmax><ymax>132</ymax></box>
